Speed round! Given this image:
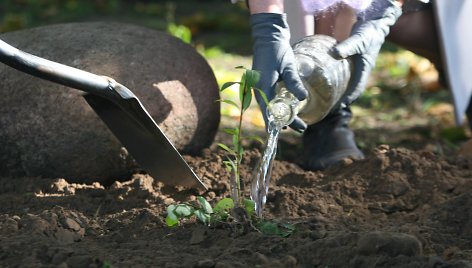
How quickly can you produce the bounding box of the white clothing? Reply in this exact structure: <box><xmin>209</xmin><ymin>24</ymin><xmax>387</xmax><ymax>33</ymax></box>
<box><xmin>434</xmin><ymin>0</ymin><xmax>472</xmax><ymax>125</ymax></box>
<box><xmin>300</xmin><ymin>0</ymin><xmax>373</xmax><ymax>12</ymax></box>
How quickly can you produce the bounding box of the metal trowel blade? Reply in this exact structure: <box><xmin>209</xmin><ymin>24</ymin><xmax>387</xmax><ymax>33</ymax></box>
<box><xmin>83</xmin><ymin>93</ymin><xmax>206</xmax><ymax>191</ymax></box>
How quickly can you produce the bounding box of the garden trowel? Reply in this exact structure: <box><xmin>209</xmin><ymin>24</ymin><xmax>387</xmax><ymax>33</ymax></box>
<box><xmin>0</xmin><ymin>39</ymin><xmax>206</xmax><ymax>191</ymax></box>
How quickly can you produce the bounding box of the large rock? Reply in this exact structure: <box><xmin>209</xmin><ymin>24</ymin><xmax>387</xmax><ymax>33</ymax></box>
<box><xmin>0</xmin><ymin>22</ymin><xmax>220</xmax><ymax>182</ymax></box>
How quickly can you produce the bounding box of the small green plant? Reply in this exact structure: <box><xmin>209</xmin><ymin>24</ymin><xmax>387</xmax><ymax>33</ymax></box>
<box><xmin>165</xmin><ymin>196</ymin><xmax>294</xmax><ymax>237</ymax></box>
<box><xmin>164</xmin><ymin>66</ymin><xmax>295</xmax><ymax>237</ymax></box>
<box><xmin>218</xmin><ymin>66</ymin><xmax>267</xmax><ymax>209</ymax></box>
<box><xmin>165</xmin><ymin>196</ymin><xmax>254</xmax><ymax>227</ymax></box>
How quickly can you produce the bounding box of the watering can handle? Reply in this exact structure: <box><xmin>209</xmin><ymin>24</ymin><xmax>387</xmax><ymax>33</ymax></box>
<box><xmin>0</xmin><ymin>39</ymin><xmax>115</xmax><ymax>97</ymax></box>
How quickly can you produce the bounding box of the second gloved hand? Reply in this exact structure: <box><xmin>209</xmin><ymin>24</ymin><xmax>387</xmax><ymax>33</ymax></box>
<box><xmin>332</xmin><ymin>0</ymin><xmax>402</xmax><ymax>105</ymax></box>
<box><xmin>250</xmin><ymin>13</ymin><xmax>308</xmax><ymax>132</ymax></box>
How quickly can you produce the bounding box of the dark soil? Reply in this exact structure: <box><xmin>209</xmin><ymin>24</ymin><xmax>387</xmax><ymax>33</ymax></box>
<box><xmin>1</xmin><ymin>128</ymin><xmax>472</xmax><ymax>267</ymax></box>
<box><xmin>3</xmin><ymin>1</ymin><xmax>471</xmax><ymax>267</ymax></box>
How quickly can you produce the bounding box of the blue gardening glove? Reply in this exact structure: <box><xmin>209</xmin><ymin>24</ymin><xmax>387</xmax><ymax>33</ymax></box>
<box><xmin>250</xmin><ymin>13</ymin><xmax>308</xmax><ymax>132</ymax></box>
<box><xmin>332</xmin><ymin>0</ymin><xmax>402</xmax><ymax>105</ymax></box>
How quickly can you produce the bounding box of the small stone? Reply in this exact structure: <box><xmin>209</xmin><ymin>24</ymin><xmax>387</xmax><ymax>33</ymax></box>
<box><xmin>207</xmin><ymin>191</ymin><xmax>216</xmax><ymax>199</ymax></box>
<box><xmin>110</xmin><ymin>181</ymin><xmax>122</xmax><ymax>189</ymax></box>
<box><xmin>55</xmin><ymin>228</ymin><xmax>79</xmax><ymax>244</ymax></box>
<box><xmin>282</xmin><ymin>255</ymin><xmax>297</xmax><ymax>267</ymax></box>
<box><xmin>342</xmin><ymin>158</ymin><xmax>354</xmax><ymax>166</ymax></box>
<box><xmin>254</xmin><ymin>252</ymin><xmax>269</xmax><ymax>265</ymax></box>
<box><xmin>64</xmin><ymin>218</ymin><xmax>81</xmax><ymax>231</ymax></box>
<box><xmin>357</xmin><ymin>231</ymin><xmax>422</xmax><ymax>257</ymax></box>
<box><xmin>51</xmin><ymin>179</ymin><xmax>69</xmax><ymax>193</ymax></box>
<box><xmin>163</xmin><ymin>198</ymin><xmax>175</xmax><ymax>205</ymax></box>
<box><xmin>195</xmin><ymin>259</ymin><xmax>215</xmax><ymax>268</ymax></box>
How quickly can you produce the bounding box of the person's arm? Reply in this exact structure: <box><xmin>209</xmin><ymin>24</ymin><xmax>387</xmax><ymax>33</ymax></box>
<box><xmin>248</xmin><ymin>0</ymin><xmax>284</xmax><ymax>14</ymax></box>
<box><xmin>248</xmin><ymin>0</ymin><xmax>308</xmax><ymax>132</ymax></box>
<box><xmin>332</xmin><ymin>0</ymin><xmax>402</xmax><ymax>105</ymax></box>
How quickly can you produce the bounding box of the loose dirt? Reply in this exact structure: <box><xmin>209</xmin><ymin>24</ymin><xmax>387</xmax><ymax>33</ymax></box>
<box><xmin>1</xmin><ymin>131</ymin><xmax>472</xmax><ymax>267</ymax></box>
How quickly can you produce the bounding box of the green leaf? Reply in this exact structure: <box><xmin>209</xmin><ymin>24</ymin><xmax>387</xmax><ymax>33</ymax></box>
<box><xmin>281</xmin><ymin>223</ymin><xmax>296</xmax><ymax>232</ymax></box>
<box><xmin>194</xmin><ymin>210</ymin><xmax>211</xmax><ymax>225</ymax></box>
<box><xmin>237</xmin><ymin>145</ymin><xmax>244</xmax><ymax>161</ymax></box>
<box><xmin>239</xmin><ymin>72</ymin><xmax>247</xmax><ymax>104</ymax></box>
<box><xmin>197</xmin><ymin>196</ymin><xmax>213</xmax><ymax>214</ymax></box>
<box><xmin>165</xmin><ymin>205</ymin><xmax>179</xmax><ymax>227</ymax></box>
<box><xmin>221</xmin><ymin>81</ymin><xmax>239</xmax><ymax>91</ymax></box>
<box><xmin>223</xmin><ymin>160</ymin><xmax>234</xmax><ymax>172</ymax></box>
<box><xmin>254</xmin><ymin>88</ymin><xmax>269</xmax><ymax>105</ymax></box>
<box><xmin>259</xmin><ymin>221</ymin><xmax>279</xmax><ymax>235</ymax></box>
<box><xmin>439</xmin><ymin>127</ymin><xmax>467</xmax><ymax>143</ymax></box>
<box><xmin>278</xmin><ymin>223</ymin><xmax>296</xmax><ymax>237</ymax></box>
<box><xmin>167</xmin><ymin>23</ymin><xmax>192</xmax><ymax>44</ymax></box>
<box><xmin>174</xmin><ymin>204</ymin><xmax>193</xmax><ymax>217</ymax></box>
<box><xmin>243</xmin><ymin>199</ymin><xmax>255</xmax><ymax>216</ymax></box>
<box><xmin>224</xmin><ymin>127</ymin><xmax>238</xmax><ymax>136</ymax></box>
<box><xmin>102</xmin><ymin>261</ymin><xmax>113</xmax><ymax>268</ymax></box>
<box><xmin>241</xmin><ymin>88</ymin><xmax>252</xmax><ymax>111</ymax></box>
<box><xmin>165</xmin><ymin>213</ymin><xmax>178</xmax><ymax>227</ymax></box>
<box><xmin>214</xmin><ymin>198</ymin><xmax>234</xmax><ymax>213</ymax></box>
<box><xmin>245</xmin><ymin>69</ymin><xmax>260</xmax><ymax>89</ymax></box>
<box><xmin>217</xmin><ymin>99</ymin><xmax>240</xmax><ymax>109</ymax></box>
<box><xmin>167</xmin><ymin>204</ymin><xmax>176</xmax><ymax>212</ymax></box>
<box><xmin>232</xmin><ymin>132</ymin><xmax>239</xmax><ymax>149</ymax></box>
<box><xmin>225</xmin><ymin>157</ymin><xmax>237</xmax><ymax>172</ymax></box>
<box><xmin>257</xmin><ymin>221</ymin><xmax>296</xmax><ymax>237</ymax></box>
<box><xmin>217</xmin><ymin>143</ymin><xmax>236</xmax><ymax>155</ymax></box>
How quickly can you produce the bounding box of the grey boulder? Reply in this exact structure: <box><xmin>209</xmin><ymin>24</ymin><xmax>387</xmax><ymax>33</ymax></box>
<box><xmin>0</xmin><ymin>22</ymin><xmax>220</xmax><ymax>183</ymax></box>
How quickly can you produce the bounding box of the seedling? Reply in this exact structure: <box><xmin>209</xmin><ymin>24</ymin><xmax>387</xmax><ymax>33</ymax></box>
<box><xmin>164</xmin><ymin>67</ymin><xmax>295</xmax><ymax>237</ymax></box>
<box><xmin>218</xmin><ymin>66</ymin><xmax>267</xmax><ymax>209</ymax></box>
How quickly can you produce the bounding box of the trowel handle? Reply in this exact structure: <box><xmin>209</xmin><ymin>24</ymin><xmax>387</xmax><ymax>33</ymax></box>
<box><xmin>0</xmin><ymin>39</ymin><xmax>111</xmax><ymax>96</ymax></box>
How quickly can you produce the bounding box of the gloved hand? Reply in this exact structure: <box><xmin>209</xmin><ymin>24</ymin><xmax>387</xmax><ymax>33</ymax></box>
<box><xmin>250</xmin><ymin>13</ymin><xmax>308</xmax><ymax>132</ymax></box>
<box><xmin>332</xmin><ymin>0</ymin><xmax>402</xmax><ymax>105</ymax></box>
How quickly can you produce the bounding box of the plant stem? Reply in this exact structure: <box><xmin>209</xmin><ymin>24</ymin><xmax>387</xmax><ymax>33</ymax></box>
<box><xmin>234</xmin><ymin>81</ymin><xmax>246</xmax><ymax>208</ymax></box>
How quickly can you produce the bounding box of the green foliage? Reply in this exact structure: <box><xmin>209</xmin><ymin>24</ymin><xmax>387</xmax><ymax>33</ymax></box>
<box><xmin>439</xmin><ymin>127</ymin><xmax>468</xmax><ymax>143</ymax></box>
<box><xmin>102</xmin><ymin>261</ymin><xmax>112</xmax><ymax>268</ymax></box>
<box><xmin>256</xmin><ymin>221</ymin><xmax>296</xmax><ymax>237</ymax></box>
<box><xmin>167</xmin><ymin>23</ymin><xmax>192</xmax><ymax>44</ymax></box>
<box><xmin>217</xmin><ymin>66</ymin><xmax>264</xmax><ymax>208</ymax></box>
<box><xmin>166</xmin><ymin>197</ymin><xmax>212</xmax><ymax>227</ymax></box>
<box><xmin>165</xmin><ymin>196</ymin><xmax>296</xmax><ymax>237</ymax></box>
<box><xmin>166</xmin><ymin>197</ymin><xmax>250</xmax><ymax>227</ymax></box>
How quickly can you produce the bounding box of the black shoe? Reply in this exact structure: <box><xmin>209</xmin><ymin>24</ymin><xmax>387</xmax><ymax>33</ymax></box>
<box><xmin>301</xmin><ymin>105</ymin><xmax>364</xmax><ymax>170</ymax></box>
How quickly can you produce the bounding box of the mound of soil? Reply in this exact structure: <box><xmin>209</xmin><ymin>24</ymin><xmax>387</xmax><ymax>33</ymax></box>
<box><xmin>0</xmin><ymin>142</ymin><xmax>471</xmax><ymax>267</ymax></box>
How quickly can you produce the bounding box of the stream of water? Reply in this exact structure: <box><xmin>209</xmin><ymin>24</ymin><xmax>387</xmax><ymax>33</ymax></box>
<box><xmin>250</xmin><ymin>120</ymin><xmax>282</xmax><ymax>217</ymax></box>
<box><xmin>250</xmin><ymin>87</ymin><xmax>300</xmax><ymax>217</ymax></box>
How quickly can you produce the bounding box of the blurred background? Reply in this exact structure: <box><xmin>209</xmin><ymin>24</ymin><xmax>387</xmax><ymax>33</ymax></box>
<box><xmin>0</xmin><ymin>0</ymin><xmax>467</xmax><ymax>157</ymax></box>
